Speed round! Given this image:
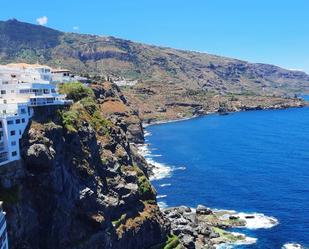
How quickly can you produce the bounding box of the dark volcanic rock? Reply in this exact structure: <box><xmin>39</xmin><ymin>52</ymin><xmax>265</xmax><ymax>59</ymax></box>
<box><xmin>1</xmin><ymin>82</ymin><xmax>169</xmax><ymax>249</ymax></box>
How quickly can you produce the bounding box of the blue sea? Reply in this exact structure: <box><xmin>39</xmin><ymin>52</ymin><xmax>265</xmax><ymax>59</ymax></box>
<box><xmin>144</xmin><ymin>107</ymin><xmax>309</xmax><ymax>249</ymax></box>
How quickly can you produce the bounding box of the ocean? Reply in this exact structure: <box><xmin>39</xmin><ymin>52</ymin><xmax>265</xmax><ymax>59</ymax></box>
<box><xmin>142</xmin><ymin>107</ymin><xmax>309</xmax><ymax>249</ymax></box>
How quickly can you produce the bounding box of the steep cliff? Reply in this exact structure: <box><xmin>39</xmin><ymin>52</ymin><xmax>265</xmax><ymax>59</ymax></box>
<box><xmin>0</xmin><ymin>82</ymin><xmax>169</xmax><ymax>249</ymax></box>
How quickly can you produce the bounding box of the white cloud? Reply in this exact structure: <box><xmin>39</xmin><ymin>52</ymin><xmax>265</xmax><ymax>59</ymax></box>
<box><xmin>289</xmin><ymin>68</ymin><xmax>305</xmax><ymax>72</ymax></box>
<box><xmin>73</xmin><ymin>26</ymin><xmax>79</xmax><ymax>31</ymax></box>
<box><xmin>36</xmin><ymin>16</ymin><xmax>48</xmax><ymax>26</ymax></box>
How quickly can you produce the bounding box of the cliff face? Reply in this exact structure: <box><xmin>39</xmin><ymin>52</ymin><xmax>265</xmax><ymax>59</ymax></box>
<box><xmin>1</xmin><ymin>83</ymin><xmax>169</xmax><ymax>249</ymax></box>
<box><xmin>91</xmin><ymin>82</ymin><xmax>145</xmax><ymax>144</ymax></box>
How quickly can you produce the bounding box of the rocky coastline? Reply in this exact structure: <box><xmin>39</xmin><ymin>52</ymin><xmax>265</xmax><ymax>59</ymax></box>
<box><xmin>0</xmin><ymin>81</ymin><xmax>306</xmax><ymax>249</ymax></box>
<box><xmin>135</xmin><ymin>96</ymin><xmax>309</xmax><ymax>248</ymax></box>
<box><xmin>138</xmin><ymin>123</ymin><xmax>280</xmax><ymax>249</ymax></box>
<box><xmin>123</xmin><ymin>83</ymin><xmax>307</xmax><ymax>125</ymax></box>
<box><xmin>141</xmin><ymin>100</ymin><xmax>307</xmax><ymax>127</ymax></box>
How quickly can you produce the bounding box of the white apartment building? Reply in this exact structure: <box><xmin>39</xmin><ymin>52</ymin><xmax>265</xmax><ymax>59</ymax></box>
<box><xmin>0</xmin><ymin>103</ymin><xmax>33</xmax><ymax>166</ymax></box>
<box><xmin>0</xmin><ymin>202</ymin><xmax>8</xmax><ymax>249</ymax></box>
<box><xmin>0</xmin><ymin>63</ymin><xmax>52</xmax><ymax>84</ymax></box>
<box><xmin>0</xmin><ymin>63</ymin><xmax>72</xmax><ymax>166</ymax></box>
<box><xmin>0</xmin><ymin>82</ymin><xmax>69</xmax><ymax>107</ymax></box>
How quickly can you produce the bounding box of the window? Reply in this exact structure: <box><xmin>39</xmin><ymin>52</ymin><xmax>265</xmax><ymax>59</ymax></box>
<box><xmin>20</xmin><ymin>89</ymin><xmax>30</xmax><ymax>94</ymax></box>
<box><xmin>19</xmin><ymin>130</ymin><xmax>22</xmax><ymax>135</ymax></box>
<box><xmin>22</xmin><ymin>118</ymin><xmax>25</xmax><ymax>123</ymax></box>
<box><xmin>11</xmin><ymin>141</ymin><xmax>16</xmax><ymax>146</ymax></box>
<box><xmin>15</xmin><ymin>119</ymin><xmax>20</xmax><ymax>124</ymax></box>
<box><xmin>7</xmin><ymin>120</ymin><xmax>14</xmax><ymax>125</ymax></box>
<box><xmin>12</xmin><ymin>151</ymin><xmax>17</xmax><ymax>157</ymax></box>
<box><xmin>0</xmin><ymin>90</ymin><xmax>6</xmax><ymax>95</ymax></box>
<box><xmin>10</xmin><ymin>130</ymin><xmax>15</xmax><ymax>136</ymax></box>
<box><xmin>20</xmin><ymin>108</ymin><xmax>26</xmax><ymax>114</ymax></box>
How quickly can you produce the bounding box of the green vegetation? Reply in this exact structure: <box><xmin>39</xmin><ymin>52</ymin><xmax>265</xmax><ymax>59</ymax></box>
<box><xmin>112</xmin><ymin>214</ymin><xmax>127</xmax><ymax>228</ymax></box>
<box><xmin>0</xmin><ymin>184</ymin><xmax>20</xmax><ymax>204</ymax></box>
<box><xmin>164</xmin><ymin>235</ymin><xmax>180</xmax><ymax>249</ymax></box>
<box><xmin>61</xmin><ymin>109</ymin><xmax>79</xmax><ymax>133</ymax></box>
<box><xmin>213</xmin><ymin>227</ymin><xmax>244</xmax><ymax>243</ymax></box>
<box><xmin>59</xmin><ymin>84</ymin><xmax>112</xmax><ymax>134</ymax></box>
<box><xmin>59</xmin><ymin>82</ymin><xmax>94</xmax><ymax>102</ymax></box>
<box><xmin>134</xmin><ymin>166</ymin><xmax>155</xmax><ymax>200</ymax></box>
<box><xmin>149</xmin><ymin>234</ymin><xmax>180</xmax><ymax>249</ymax></box>
<box><xmin>150</xmin><ymin>234</ymin><xmax>180</xmax><ymax>249</ymax></box>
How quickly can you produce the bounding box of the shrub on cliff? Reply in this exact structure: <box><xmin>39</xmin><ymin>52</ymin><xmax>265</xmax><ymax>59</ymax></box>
<box><xmin>60</xmin><ymin>96</ymin><xmax>112</xmax><ymax>135</ymax></box>
<box><xmin>134</xmin><ymin>165</ymin><xmax>156</xmax><ymax>200</ymax></box>
<box><xmin>164</xmin><ymin>235</ymin><xmax>180</xmax><ymax>249</ymax></box>
<box><xmin>59</xmin><ymin>82</ymin><xmax>94</xmax><ymax>102</ymax></box>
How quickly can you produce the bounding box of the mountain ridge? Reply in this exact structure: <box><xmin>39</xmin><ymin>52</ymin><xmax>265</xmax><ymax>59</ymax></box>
<box><xmin>1</xmin><ymin>19</ymin><xmax>309</xmax><ymax>96</ymax></box>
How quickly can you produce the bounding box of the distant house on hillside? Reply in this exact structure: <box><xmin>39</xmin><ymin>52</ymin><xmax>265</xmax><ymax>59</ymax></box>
<box><xmin>51</xmin><ymin>68</ymin><xmax>89</xmax><ymax>84</ymax></box>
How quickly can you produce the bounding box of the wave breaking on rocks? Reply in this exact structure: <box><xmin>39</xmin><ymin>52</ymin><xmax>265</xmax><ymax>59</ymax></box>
<box><xmin>282</xmin><ymin>243</ymin><xmax>306</xmax><ymax>249</ymax></box>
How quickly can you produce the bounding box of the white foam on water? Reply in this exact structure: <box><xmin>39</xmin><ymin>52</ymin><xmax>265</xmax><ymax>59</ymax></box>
<box><xmin>172</xmin><ymin>166</ymin><xmax>186</xmax><ymax>171</ymax></box>
<box><xmin>137</xmin><ymin>144</ymin><xmax>151</xmax><ymax>157</ymax></box>
<box><xmin>144</xmin><ymin>131</ymin><xmax>151</xmax><ymax>137</ymax></box>
<box><xmin>150</xmin><ymin>154</ymin><xmax>162</xmax><ymax>157</ymax></box>
<box><xmin>237</xmin><ymin>212</ymin><xmax>279</xmax><ymax>229</ymax></box>
<box><xmin>157</xmin><ymin>195</ymin><xmax>167</xmax><ymax>199</ymax></box>
<box><xmin>147</xmin><ymin>158</ymin><xmax>173</xmax><ymax>180</ymax></box>
<box><xmin>214</xmin><ymin>233</ymin><xmax>257</xmax><ymax>249</ymax></box>
<box><xmin>231</xmin><ymin>233</ymin><xmax>257</xmax><ymax>245</ymax></box>
<box><xmin>282</xmin><ymin>243</ymin><xmax>304</xmax><ymax>249</ymax></box>
<box><xmin>137</xmin><ymin>143</ymin><xmax>173</xmax><ymax>180</ymax></box>
<box><xmin>158</xmin><ymin>201</ymin><xmax>168</xmax><ymax>209</ymax></box>
<box><xmin>137</xmin><ymin>143</ymin><xmax>173</xmax><ymax>181</ymax></box>
<box><xmin>160</xmin><ymin>183</ymin><xmax>172</xmax><ymax>187</ymax></box>
<box><xmin>213</xmin><ymin>209</ymin><xmax>279</xmax><ymax>230</ymax></box>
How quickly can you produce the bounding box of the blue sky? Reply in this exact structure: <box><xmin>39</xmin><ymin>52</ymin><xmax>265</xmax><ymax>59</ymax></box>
<box><xmin>1</xmin><ymin>0</ymin><xmax>309</xmax><ymax>72</ymax></box>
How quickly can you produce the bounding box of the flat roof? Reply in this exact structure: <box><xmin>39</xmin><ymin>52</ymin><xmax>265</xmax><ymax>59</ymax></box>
<box><xmin>3</xmin><ymin>63</ymin><xmax>52</xmax><ymax>70</ymax></box>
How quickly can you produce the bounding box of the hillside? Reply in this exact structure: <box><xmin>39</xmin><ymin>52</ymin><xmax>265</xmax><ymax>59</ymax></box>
<box><xmin>1</xmin><ymin>19</ymin><xmax>309</xmax><ymax>95</ymax></box>
<box><xmin>1</xmin><ymin>19</ymin><xmax>308</xmax><ymax>122</ymax></box>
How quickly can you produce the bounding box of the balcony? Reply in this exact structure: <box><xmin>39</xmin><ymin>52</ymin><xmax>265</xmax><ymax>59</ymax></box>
<box><xmin>0</xmin><ymin>142</ymin><xmax>5</xmax><ymax>152</ymax></box>
<box><xmin>0</xmin><ymin>152</ymin><xmax>8</xmax><ymax>164</ymax></box>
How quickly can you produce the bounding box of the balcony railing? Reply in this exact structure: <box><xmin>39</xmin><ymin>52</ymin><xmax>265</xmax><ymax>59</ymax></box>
<box><xmin>0</xmin><ymin>152</ymin><xmax>8</xmax><ymax>163</ymax></box>
<box><xmin>0</xmin><ymin>142</ymin><xmax>5</xmax><ymax>152</ymax></box>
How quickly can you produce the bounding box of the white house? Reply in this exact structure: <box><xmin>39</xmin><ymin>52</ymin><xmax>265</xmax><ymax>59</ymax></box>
<box><xmin>0</xmin><ymin>63</ymin><xmax>72</xmax><ymax>167</ymax></box>
<box><xmin>51</xmin><ymin>68</ymin><xmax>88</xmax><ymax>84</ymax></box>
<box><xmin>51</xmin><ymin>69</ymin><xmax>72</xmax><ymax>83</ymax></box>
<box><xmin>0</xmin><ymin>202</ymin><xmax>8</xmax><ymax>249</ymax></box>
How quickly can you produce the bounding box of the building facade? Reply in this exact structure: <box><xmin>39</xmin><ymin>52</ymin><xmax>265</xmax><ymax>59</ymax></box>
<box><xmin>0</xmin><ymin>63</ymin><xmax>72</xmax><ymax>167</ymax></box>
<box><xmin>0</xmin><ymin>103</ymin><xmax>33</xmax><ymax>166</ymax></box>
<box><xmin>0</xmin><ymin>202</ymin><xmax>8</xmax><ymax>249</ymax></box>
